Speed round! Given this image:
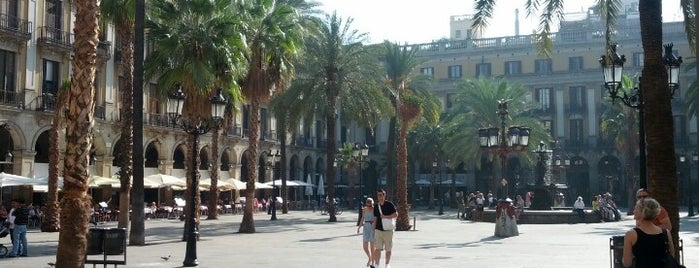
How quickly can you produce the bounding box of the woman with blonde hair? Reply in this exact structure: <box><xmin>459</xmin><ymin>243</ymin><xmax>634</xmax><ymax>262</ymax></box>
<box><xmin>622</xmin><ymin>198</ymin><xmax>676</xmax><ymax>268</ymax></box>
<box><xmin>357</xmin><ymin>197</ymin><xmax>376</xmax><ymax>267</ymax></box>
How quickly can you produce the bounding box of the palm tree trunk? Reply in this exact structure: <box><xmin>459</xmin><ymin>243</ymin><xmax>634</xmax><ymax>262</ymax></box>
<box><xmin>326</xmin><ymin>94</ymin><xmax>338</xmax><ymax>222</ymax></box>
<box><xmin>117</xmin><ymin>24</ymin><xmax>135</xmax><ymax>229</ymax></box>
<box><xmin>639</xmin><ymin>0</ymin><xmax>679</xmax><ymax>245</ymax></box>
<box><xmin>396</xmin><ymin>121</ymin><xmax>410</xmax><ymax>230</ymax></box>
<box><xmin>55</xmin><ymin>0</ymin><xmax>99</xmax><ymax>264</ymax></box>
<box><xmin>129</xmin><ymin>0</ymin><xmax>146</xmax><ymax>244</ymax></box>
<box><xmin>207</xmin><ymin>125</ymin><xmax>221</xmax><ymax>219</ymax></box>
<box><xmin>42</xmin><ymin>87</ymin><xmax>66</xmax><ymax>232</ymax></box>
<box><xmin>386</xmin><ymin>116</ymin><xmax>397</xmax><ymax>198</ymax></box>
<box><xmin>239</xmin><ymin>98</ymin><xmax>260</xmax><ymax>233</ymax></box>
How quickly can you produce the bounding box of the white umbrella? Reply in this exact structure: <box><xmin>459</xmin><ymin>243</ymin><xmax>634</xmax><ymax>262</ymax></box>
<box><xmin>304</xmin><ymin>174</ymin><xmax>314</xmax><ymax>196</ymax></box>
<box><xmin>144</xmin><ymin>174</ymin><xmax>187</xmax><ymax>187</ymax></box>
<box><xmin>200</xmin><ymin>178</ymin><xmax>236</xmax><ymax>191</ymax></box>
<box><xmin>317</xmin><ymin>175</ymin><xmax>325</xmax><ymax>196</ymax></box>
<box><xmin>224</xmin><ymin>178</ymin><xmax>247</xmax><ymax>190</ymax></box>
<box><xmin>0</xmin><ymin>172</ymin><xmax>41</xmax><ymax>187</ymax></box>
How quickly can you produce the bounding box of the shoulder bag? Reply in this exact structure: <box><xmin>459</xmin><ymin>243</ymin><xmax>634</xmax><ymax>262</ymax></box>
<box><xmin>377</xmin><ymin>203</ymin><xmax>395</xmax><ymax>231</ymax></box>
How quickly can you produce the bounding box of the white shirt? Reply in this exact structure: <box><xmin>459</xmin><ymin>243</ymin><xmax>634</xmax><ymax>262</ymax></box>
<box><xmin>7</xmin><ymin>208</ymin><xmax>15</xmax><ymax>229</ymax></box>
<box><xmin>573</xmin><ymin>200</ymin><xmax>585</xmax><ymax>210</ymax></box>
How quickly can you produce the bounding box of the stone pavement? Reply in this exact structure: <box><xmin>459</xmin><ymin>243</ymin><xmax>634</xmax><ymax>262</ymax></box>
<box><xmin>1</xmin><ymin>209</ymin><xmax>698</xmax><ymax>268</ymax></box>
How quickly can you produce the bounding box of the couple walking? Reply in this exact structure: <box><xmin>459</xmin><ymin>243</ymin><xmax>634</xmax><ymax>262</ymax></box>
<box><xmin>356</xmin><ymin>189</ymin><xmax>397</xmax><ymax>268</ymax></box>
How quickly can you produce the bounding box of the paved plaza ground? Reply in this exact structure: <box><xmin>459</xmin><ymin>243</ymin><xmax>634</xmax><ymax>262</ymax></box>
<box><xmin>1</xmin><ymin>208</ymin><xmax>698</xmax><ymax>268</ymax></box>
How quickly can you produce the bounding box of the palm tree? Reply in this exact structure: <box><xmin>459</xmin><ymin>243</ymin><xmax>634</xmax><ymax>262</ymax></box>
<box><xmin>383</xmin><ymin>42</ymin><xmax>442</xmax><ymax>231</ymax></box>
<box><xmin>236</xmin><ymin>0</ymin><xmax>309</xmax><ymax>232</ymax></box>
<box><xmin>101</xmin><ymin>0</ymin><xmax>135</xmax><ymax>230</ymax></box>
<box><xmin>600</xmin><ymin>75</ymin><xmax>639</xmax><ymax>214</ymax></box>
<box><xmin>281</xmin><ymin>12</ymin><xmax>390</xmax><ymax>222</ymax></box>
<box><xmin>42</xmin><ymin>80</ymin><xmax>69</xmax><ymax>232</ymax></box>
<box><xmin>442</xmin><ymin>78</ymin><xmax>551</xmax><ymax>193</ymax></box>
<box><xmin>55</xmin><ymin>0</ymin><xmax>100</xmax><ymax>265</ymax></box>
<box><xmin>145</xmin><ymin>0</ymin><xmax>245</xmax><ymax>240</ymax></box>
<box><xmin>473</xmin><ymin>1</ymin><xmax>692</xmax><ymax>242</ymax></box>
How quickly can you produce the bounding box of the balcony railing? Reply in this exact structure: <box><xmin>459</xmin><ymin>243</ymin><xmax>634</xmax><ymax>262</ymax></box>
<box><xmin>0</xmin><ymin>13</ymin><xmax>31</xmax><ymax>40</ymax></box>
<box><xmin>0</xmin><ymin>90</ymin><xmax>23</xmax><ymax>108</ymax></box>
<box><xmin>37</xmin><ymin>26</ymin><xmax>72</xmax><ymax>51</ymax></box>
<box><xmin>35</xmin><ymin>93</ymin><xmax>58</xmax><ymax>112</ymax></box>
<box><xmin>145</xmin><ymin>113</ymin><xmax>170</xmax><ymax>127</ymax></box>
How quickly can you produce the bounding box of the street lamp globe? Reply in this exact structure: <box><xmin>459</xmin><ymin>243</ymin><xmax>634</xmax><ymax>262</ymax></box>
<box><xmin>167</xmin><ymin>84</ymin><xmax>186</xmax><ymax>118</ymax></box>
<box><xmin>663</xmin><ymin>43</ymin><xmax>683</xmax><ymax>92</ymax></box>
<box><xmin>599</xmin><ymin>43</ymin><xmax>626</xmax><ymax>97</ymax></box>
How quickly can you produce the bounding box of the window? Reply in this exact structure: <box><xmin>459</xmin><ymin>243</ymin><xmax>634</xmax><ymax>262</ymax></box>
<box><xmin>569</xmin><ymin>86</ymin><xmax>585</xmax><ymax>110</ymax></box>
<box><xmin>535</xmin><ymin>59</ymin><xmax>552</xmax><ymax>74</ymax></box>
<box><xmin>420</xmin><ymin>67</ymin><xmax>434</xmax><ymax>77</ymax></box>
<box><xmin>535</xmin><ymin>88</ymin><xmax>552</xmax><ymax>110</ymax></box>
<box><xmin>504</xmin><ymin>61</ymin><xmax>522</xmax><ymax>76</ymax></box>
<box><xmin>45</xmin><ymin>0</ymin><xmax>62</xmax><ymax>29</ymax></box>
<box><xmin>0</xmin><ymin>50</ymin><xmax>15</xmax><ymax>92</ymax></box>
<box><xmin>569</xmin><ymin>56</ymin><xmax>583</xmax><ymax>72</ymax></box>
<box><xmin>2</xmin><ymin>0</ymin><xmax>19</xmax><ymax>28</ymax></box>
<box><xmin>42</xmin><ymin>60</ymin><xmax>59</xmax><ymax>94</ymax></box>
<box><xmin>365</xmin><ymin>127</ymin><xmax>376</xmax><ymax>147</ymax></box>
<box><xmin>455</xmin><ymin>30</ymin><xmax>461</xmax><ymax>39</ymax></box>
<box><xmin>476</xmin><ymin>63</ymin><xmax>491</xmax><ymax>77</ymax></box>
<box><xmin>633</xmin><ymin>53</ymin><xmax>644</xmax><ymax>67</ymax></box>
<box><xmin>448</xmin><ymin>65</ymin><xmax>462</xmax><ymax>79</ymax></box>
<box><xmin>569</xmin><ymin>119</ymin><xmax>584</xmax><ymax>144</ymax></box>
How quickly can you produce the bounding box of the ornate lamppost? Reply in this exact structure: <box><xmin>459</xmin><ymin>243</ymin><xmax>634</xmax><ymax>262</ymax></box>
<box><xmin>352</xmin><ymin>143</ymin><xmax>368</xmax><ymax>226</ymax></box>
<box><xmin>267</xmin><ymin>149</ymin><xmax>281</xmax><ymax>220</ymax></box>
<box><xmin>478</xmin><ymin>99</ymin><xmax>531</xmax><ymax>199</ymax></box>
<box><xmin>600</xmin><ymin>43</ymin><xmax>682</xmax><ymax>189</ymax></box>
<box><xmin>168</xmin><ymin>85</ymin><xmax>227</xmax><ymax>267</ymax></box>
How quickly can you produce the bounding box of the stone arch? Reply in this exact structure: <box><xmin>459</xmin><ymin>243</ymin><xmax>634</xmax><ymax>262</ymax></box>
<box><xmin>199</xmin><ymin>145</ymin><xmax>210</xmax><ymax>170</ymax></box>
<box><xmin>34</xmin><ymin>130</ymin><xmax>50</xmax><ymax>163</ymax></box>
<box><xmin>597</xmin><ymin>155</ymin><xmax>622</xmax><ymax>195</ymax></box>
<box><xmin>302</xmin><ymin>155</ymin><xmax>313</xmax><ymax>181</ymax></box>
<box><xmin>220</xmin><ymin>147</ymin><xmax>232</xmax><ymax>171</ymax></box>
<box><xmin>289</xmin><ymin>154</ymin><xmax>300</xmax><ymax>180</ymax></box>
<box><xmin>144</xmin><ymin>141</ymin><xmax>161</xmax><ymax>168</ymax></box>
<box><xmin>567</xmin><ymin>156</ymin><xmax>590</xmax><ymax>201</ymax></box>
<box><xmin>173</xmin><ymin>143</ymin><xmax>187</xmax><ymax>170</ymax></box>
<box><xmin>0</xmin><ymin>124</ymin><xmax>19</xmax><ymax>173</ymax></box>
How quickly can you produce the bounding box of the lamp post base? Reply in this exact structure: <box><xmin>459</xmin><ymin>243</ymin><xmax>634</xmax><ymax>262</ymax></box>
<box><xmin>271</xmin><ymin>202</ymin><xmax>277</xmax><ymax>220</ymax></box>
<box><xmin>529</xmin><ymin>185</ymin><xmax>553</xmax><ymax>210</ymax></box>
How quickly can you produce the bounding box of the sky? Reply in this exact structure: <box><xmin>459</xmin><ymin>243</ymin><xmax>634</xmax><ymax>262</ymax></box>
<box><xmin>316</xmin><ymin>0</ymin><xmax>685</xmax><ymax>44</ymax></box>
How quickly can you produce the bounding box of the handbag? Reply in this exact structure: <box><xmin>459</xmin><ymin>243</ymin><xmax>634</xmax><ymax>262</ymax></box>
<box><xmin>377</xmin><ymin>203</ymin><xmax>395</xmax><ymax>231</ymax></box>
<box><xmin>663</xmin><ymin>230</ymin><xmax>686</xmax><ymax>268</ymax></box>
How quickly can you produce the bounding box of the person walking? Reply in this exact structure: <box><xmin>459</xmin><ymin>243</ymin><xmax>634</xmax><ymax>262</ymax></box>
<box><xmin>372</xmin><ymin>188</ymin><xmax>397</xmax><ymax>268</ymax></box>
<box><xmin>357</xmin><ymin>197</ymin><xmax>375</xmax><ymax>267</ymax></box>
<box><xmin>573</xmin><ymin>196</ymin><xmax>586</xmax><ymax>222</ymax></box>
<box><xmin>622</xmin><ymin>198</ymin><xmax>675</xmax><ymax>268</ymax></box>
<box><xmin>636</xmin><ymin>188</ymin><xmax>672</xmax><ymax>231</ymax></box>
<box><xmin>8</xmin><ymin>198</ymin><xmax>29</xmax><ymax>257</ymax></box>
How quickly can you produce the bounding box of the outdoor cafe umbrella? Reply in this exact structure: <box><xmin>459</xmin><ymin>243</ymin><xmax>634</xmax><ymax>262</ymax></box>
<box><xmin>317</xmin><ymin>174</ymin><xmax>325</xmax><ymax>196</ymax></box>
<box><xmin>305</xmin><ymin>174</ymin><xmax>314</xmax><ymax>206</ymax></box>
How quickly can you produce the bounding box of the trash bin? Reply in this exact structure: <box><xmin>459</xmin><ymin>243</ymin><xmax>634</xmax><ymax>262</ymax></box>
<box><xmin>103</xmin><ymin>228</ymin><xmax>126</xmax><ymax>255</ymax></box>
<box><xmin>609</xmin><ymin>235</ymin><xmax>625</xmax><ymax>268</ymax></box>
<box><xmin>87</xmin><ymin>228</ymin><xmax>104</xmax><ymax>255</ymax></box>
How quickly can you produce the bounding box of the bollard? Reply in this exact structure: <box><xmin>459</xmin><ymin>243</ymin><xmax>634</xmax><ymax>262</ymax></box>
<box><xmin>412</xmin><ymin>216</ymin><xmax>416</xmax><ymax>231</ymax></box>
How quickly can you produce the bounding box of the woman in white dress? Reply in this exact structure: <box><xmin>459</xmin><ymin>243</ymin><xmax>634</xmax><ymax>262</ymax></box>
<box><xmin>357</xmin><ymin>198</ymin><xmax>375</xmax><ymax>267</ymax></box>
<box><xmin>494</xmin><ymin>198</ymin><xmax>519</xmax><ymax>237</ymax></box>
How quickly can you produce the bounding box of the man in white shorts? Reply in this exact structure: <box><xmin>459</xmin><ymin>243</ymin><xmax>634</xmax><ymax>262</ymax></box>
<box><xmin>372</xmin><ymin>188</ymin><xmax>397</xmax><ymax>268</ymax></box>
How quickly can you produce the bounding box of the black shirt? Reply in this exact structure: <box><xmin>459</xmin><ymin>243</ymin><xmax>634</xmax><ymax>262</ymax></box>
<box><xmin>631</xmin><ymin>228</ymin><xmax>666</xmax><ymax>268</ymax></box>
<box><xmin>373</xmin><ymin>201</ymin><xmax>396</xmax><ymax>231</ymax></box>
<box><xmin>12</xmin><ymin>206</ymin><xmax>30</xmax><ymax>225</ymax></box>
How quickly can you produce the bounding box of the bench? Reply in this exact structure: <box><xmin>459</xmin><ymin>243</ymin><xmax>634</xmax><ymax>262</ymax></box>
<box><xmin>482</xmin><ymin>208</ymin><xmax>602</xmax><ymax>224</ymax></box>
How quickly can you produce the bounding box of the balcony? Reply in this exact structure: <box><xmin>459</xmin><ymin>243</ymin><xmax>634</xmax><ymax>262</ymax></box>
<box><xmin>37</xmin><ymin>26</ymin><xmax>72</xmax><ymax>53</ymax></box>
<box><xmin>0</xmin><ymin>13</ymin><xmax>32</xmax><ymax>41</ymax></box>
<box><xmin>0</xmin><ymin>90</ymin><xmax>24</xmax><ymax>108</ymax></box>
<box><xmin>34</xmin><ymin>93</ymin><xmax>58</xmax><ymax>112</ymax></box>
<box><xmin>145</xmin><ymin>113</ymin><xmax>170</xmax><ymax>127</ymax></box>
